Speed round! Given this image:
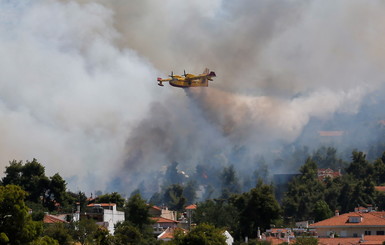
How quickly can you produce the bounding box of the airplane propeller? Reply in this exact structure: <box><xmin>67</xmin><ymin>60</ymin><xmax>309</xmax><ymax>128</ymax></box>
<box><xmin>183</xmin><ymin>70</ymin><xmax>187</xmax><ymax>77</ymax></box>
<box><xmin>169</xmin><ymin>71</ymin><xmax>174</xmax><ymax>78</ymax></box>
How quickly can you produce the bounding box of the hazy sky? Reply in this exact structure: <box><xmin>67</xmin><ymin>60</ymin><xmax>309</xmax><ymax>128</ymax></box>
<box><xmin>1</xmin><ymin>0</ymin><xmax>385</xmax><ymax>193</ymax></box>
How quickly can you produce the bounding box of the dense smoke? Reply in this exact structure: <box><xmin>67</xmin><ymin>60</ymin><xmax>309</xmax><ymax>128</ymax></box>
<box><xmin>1</xmin><ymin>0</ymin><xmax>385</xmax><ymax>194</ymax></box>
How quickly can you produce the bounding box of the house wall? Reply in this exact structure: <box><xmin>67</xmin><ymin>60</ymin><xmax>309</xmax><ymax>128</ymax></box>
<box><xmin>103</xmin><ymin>209</ymin><xmax>125</xmax><ymax>234</ymax></box>
<box><xmin>316</xmin><ymin>227</ymin><xmax>385</xmax><ymax>237</ymax></box>
<box><xmin>153</xmin><ymin>222</ymin><xmax>178</xmax><ymax>235</ymax></box>
<box><xmin>161</xmin><ymin>209</ymin><xmax>177</xmax><ymax>221</ymax></box>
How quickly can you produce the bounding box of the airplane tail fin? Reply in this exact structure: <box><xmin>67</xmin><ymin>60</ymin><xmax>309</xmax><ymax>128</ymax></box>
<box><xmin>157</xmin><ymin>77</ymin><xmax>164</xmax><ymax>86</ymax></box>
<box><xmin>203</xmin><ymin>68</ymin><xmax>216</xmax><ymax>77</ymax></box>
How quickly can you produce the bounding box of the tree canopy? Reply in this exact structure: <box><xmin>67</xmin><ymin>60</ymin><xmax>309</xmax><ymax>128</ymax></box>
<box><xmin>0</xmin><ymin>185</ymin><xmax>43</xmax><ymax>244</ymax></box>
<box><xmin>2</xmin><ymin>159</ymin><xmax>67</xmax><ymax>211</ymax></box>
<box><xmin>231</xmin><ymin>181</ymin><xmax>281</xmax><ymax>239</ymax></box>
<box><xmin>172</xmin><ymin>223</ymin><xmax>226</xmax><ymax>245</ymax></box>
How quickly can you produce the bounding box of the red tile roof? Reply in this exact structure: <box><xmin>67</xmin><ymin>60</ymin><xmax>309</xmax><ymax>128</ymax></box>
<box><xmin>185</xmin><ymin>204</ymin><xmax>197</xmax><ymax>210</ymax></box>
<box><xmin>310</xmin><ymin>211</ymin><xmax>385</xmax><ymax>227</ymax></box>
<box><xmin>319</xmin><ymin>236</ymin><xmax>385</xmax><ymax>245</ymax></box>
<box><xmin>158</xmin><ymin>227</ymin><xmax>187</xmax><ymax>240</ymax></box>
<box><xmin>375</xmin><ymin>186</ymin><xmax>385</xmax><ymax>193</ymax></box>
<box><xmin>363</xmin><ymin>235</ymin><xmax>385</xmax><ymax>244</ymax></box>
<box><xmin>318</xmin><ymin>237</ymin><xmax>361</xmax><ymax>245</ymax></box>
<box><xmin>265</xmin><ymin>237</ymin><xmax>293</xmax><ymax>244</ymax></box>
<box><xmin>150</xmin><ymin>205</ymin><xmax>162</xmax><ymax>211</ymax></box>
<box><xmin>151</xmin><ymin>217</ymin><xmax>179</xmax><ymax>223</ymax></box>
<box><xmin>44</xmin><ymin>214</ymin><xmax>68</xmax><ymax>224</ymax></box>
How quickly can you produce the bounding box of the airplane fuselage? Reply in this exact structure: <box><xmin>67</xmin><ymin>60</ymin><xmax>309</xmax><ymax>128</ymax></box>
<box><xmin>169</xmin><ymin>78</ymin><xmax>209</xmax><ymax>88</ymax></box>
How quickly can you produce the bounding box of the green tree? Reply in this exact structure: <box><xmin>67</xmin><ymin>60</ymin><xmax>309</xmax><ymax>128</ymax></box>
<box><xmin>124</xmin><ymin>193</ymin><xmax>152</xmax><ymax>231</ymax></box>
<box><xmin>221</xmin><ymin>165</ymin><xmax>241</xmax><ymax>199</ymax></box>
<box><xmin>2</xmin><ymin>159</ymin><xmax>67</xmax><ymax>212</ymax></box>
<box><xmin>231</xmin><ymin>181</ymin><xmax>281</xmax><ymax>239</ymax></box>
<box><xmin>346</xmin><ymin>151</ymin><xmax>374</xmax><ymax>179</ymax></box>
<box><xmin>2</xmin><ymin>159</ymin><xmax>50</xmax><ymax>204</ymax></box>
<box><xmin>0</xmin><ymin>185</ymin><xmax>43</xmax><ymax>244</ymax></box>
<box><xmin>96</xmin><ymin>192</ymin><xmax>125</xmax><ymax>209</ymax></box>
<box><xmin>1</xmin><ymin>160</ymin><xmax>23</xmax><ymax>186</ymax></box>
<box><xmin>71</xmin><ymin>218</ymin><xmax>99</xmax><ymax>245</ymax></box>
<box><xmin>113</xmin><ymin>222</ymin><xmax>143</xmax><ymax>245</ymax></box>
<box><xmin>149</xmin><ymin>192</ymin><xmax>163</xmax><ymax>206</ymax></box>
<box><xmin>323</xmin><ymin>177</ymin><xmax>343</xmax><ymax>214</ymax></box>
<box><xmin>163</xmin><ymin>184</ymin><xmax>186</xmax><ymax>211</ymax></box>
<box><xmin>311</xmin><ymin>147</ymin><xmax>347</xmax><ymax>170</ymax></box>
<box><xmin>313</xmin><ymin>200</ymin><xmax>333</xmax><ymax>222</ymax></box>
<box><xmin>293</xmin><ymin>236</ymin><xmax>318</xmax><ymax>245</ymax></box>
<box><xmin>183</xmin><ymin>180</ymin><xmax>198</xmax><ymax>205</ymax></box>
<box><xmin>373</xmin><ymin>152</ymin><xmax>385</xmax><ymax>185</ymax></box>
<box><xmin>94</xmin><ymin>227</ymin><xmax>113</xmax><ymax>245</ymax></box>
<box><xmin>43</xmin><ymin>223</ymin><xmax>72</xmax><ymax>245</ymax></box>
<box><xmin>30</xmin><ymin>236</ymin><xmax>59</xmax><ymax>245</ymax></box>
<box><xmin>66</xmin><ymin>191</ymin><xmax>88</xmax><ymax>214</ymax></box>
<box><xmin>172</xmin><ymin>223</ymin><xmax>226</xmax><ymax>245</ymax></box>
<box><xmin>336</xmin><ymin>175</ymin><xmax>356</xmax><ymax>213</ymax></box>
<box><xmin>194</xmin><ymin>199</ymin><xmax>239</xmax><ymax>231</ymax></box>
<box><xmin>46</xmin><ymin>173</ymin><xmax>67</xmax><ymax>211</ymax></box>
<box><xmin>283</xmin><ymin>158</ymin><xmax>325</xmax><ymax>221</ymax></box>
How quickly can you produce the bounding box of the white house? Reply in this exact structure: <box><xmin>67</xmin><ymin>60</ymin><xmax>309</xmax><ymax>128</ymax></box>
<box><xmin>223</xmin><ymin>230</ymin><xmax>234</xmax><ymax>245</ymax></box>
<box><xmin>84</xmin><ymin>203</ymin><xmax>125</xmax><ymax>234</ymax></box>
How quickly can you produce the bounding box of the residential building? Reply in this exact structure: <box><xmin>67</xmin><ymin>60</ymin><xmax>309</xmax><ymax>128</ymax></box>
<box><xmin>263</xmin><ymin>228</ymin><xmax>295</xmax><ymax>243</ymax></box>
<box><xmin>82</xmin><ymin>203</ymin><xmax>125</xmax><ymax>234</ymax></box>
<box><xmin>317</xmin><ymin>168</ymin><xmax>341</xmax><ymax>181</ymax></box>
<box><xmin>149</xmin><ymin>205</ymin><xmax>178</xmax><ymax>221</ymax></box>
<box><xmin>310</xmin><ymin>210</ymin><xmax>385</xmax><ymax>238</ymax></box>
<box><xmin>295</xmin><ymin>220</ymin><xmax>313</xmax><ymax>229</ymax></box>
<box><xmin>179</xmin><ymin>204</ymin><xmax>197</xmax><ymax>230</ymax></box>
<box><xmin>151</xmin><ymin>216</ymin><xmax>179</xmax><ymax>235</ymax></box>
<box><xmin>156</xmin><ymin>227</ymin><xmax>233</xmax><ymax>245</ymax></box>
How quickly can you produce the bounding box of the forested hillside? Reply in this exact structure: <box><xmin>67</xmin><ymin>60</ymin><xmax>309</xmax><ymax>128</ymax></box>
<box><xmin>2</xmin><ymin>146</ymin><xmax>385</xmax><ymax>244</ymax></box>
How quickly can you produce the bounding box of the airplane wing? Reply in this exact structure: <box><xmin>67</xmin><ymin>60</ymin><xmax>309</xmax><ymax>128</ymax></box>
<box><xmin>157</xmin><ymin>77</ymin><xmax>172</xmax><ymax>82</ymax></box>
<box><xmin>187</xmin><ymin>70</ymin><xmax>216</xmax><ymax>80</ymax></box>
<box><xmin>157</xmin><ymin>77</ymin><xmax>172</xmax><ymax>86</ymax></box>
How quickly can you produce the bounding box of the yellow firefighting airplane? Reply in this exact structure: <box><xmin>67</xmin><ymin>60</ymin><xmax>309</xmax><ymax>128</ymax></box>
<box><xmin>157</xmin><ymin>68</ymin><xmax>216</xmax><ymax>88</ymax></box>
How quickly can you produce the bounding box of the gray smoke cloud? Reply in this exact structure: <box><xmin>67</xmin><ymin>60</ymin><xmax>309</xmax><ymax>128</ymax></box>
<box><xmin>0</xmin><ymin>0</ymin><xmax>161</xmax><ymax>191</ymax></box>
<box><xmin>1</xmin><ymin>0</ymin><xmax>385</xmax><ymax>194</ymax></box>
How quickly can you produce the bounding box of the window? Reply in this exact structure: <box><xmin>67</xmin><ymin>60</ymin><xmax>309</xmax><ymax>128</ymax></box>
<box><xmin>353</xmin><ymin>233</ymin><xmax>358</xmax><ymax>237</ymax></box>
<box><xmin>365</xmin><ymin>231</ymin><xmax>371</xmax><ymax>235</ymax></box>
<box><xmin>377</xmin><ymin>231</ymin><xmax>385</xmax><ymax>235</ymax></box>
<box><xmin>348</xmin><ymin>216</ymin><xmax>362</xmax><ymax>223</ymax></box>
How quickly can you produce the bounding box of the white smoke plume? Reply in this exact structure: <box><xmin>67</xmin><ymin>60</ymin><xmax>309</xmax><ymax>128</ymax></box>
<box><xmin>1</xmin><ymin>0</ymin><xmax>385</xmax><ymax>194</ymax></box>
